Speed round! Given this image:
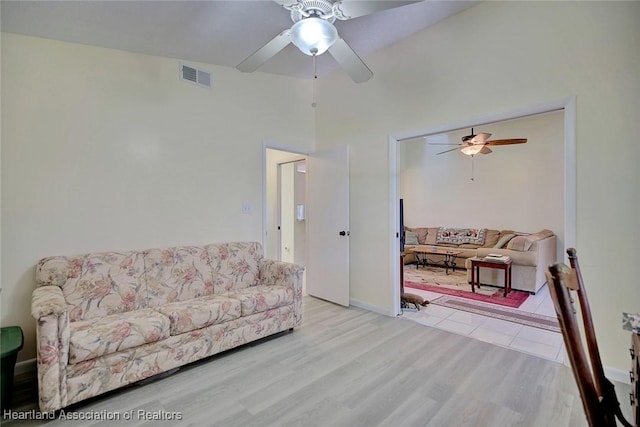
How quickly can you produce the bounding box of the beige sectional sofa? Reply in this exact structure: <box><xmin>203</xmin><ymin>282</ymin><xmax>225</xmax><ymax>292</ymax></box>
<box><xmin>31</xmin><ymin>241</ymin><xmax>304</xmax><ymax>413</ymax></box>
<box><xmin>404</xmin><ymin>227</ymin><xmax>556</xmax><ymax>294</ymax></box>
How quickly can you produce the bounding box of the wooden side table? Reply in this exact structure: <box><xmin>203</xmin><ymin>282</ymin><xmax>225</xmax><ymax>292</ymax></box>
<box><xmin>469</xmin><ymin>257</ymin><xmax>512</xmax><ymax>297</ymax></box>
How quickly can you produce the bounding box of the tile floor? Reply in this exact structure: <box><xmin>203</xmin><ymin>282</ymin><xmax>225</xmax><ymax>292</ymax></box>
<box><xmin>402</xmin><ymin>283</ymin><xmax>567</xmax><ymax>363</ymax></box>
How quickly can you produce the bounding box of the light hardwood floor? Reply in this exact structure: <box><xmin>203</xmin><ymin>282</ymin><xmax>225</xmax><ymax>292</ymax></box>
<box><xmin>4</xmin><ymin>296</ymin><xmax>633</xmax><ymax>426</ymax></box>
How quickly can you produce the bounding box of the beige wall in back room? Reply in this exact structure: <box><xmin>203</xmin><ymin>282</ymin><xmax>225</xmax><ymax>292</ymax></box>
<box><xmin>315</xmin><ymin>1</ymin><xmax>640</xmax><ymax>370</ymax></box>
<box><xmin>1</xmin><ymin>34</ymin><xmax>315</xmax><ymax>362</ymax></box>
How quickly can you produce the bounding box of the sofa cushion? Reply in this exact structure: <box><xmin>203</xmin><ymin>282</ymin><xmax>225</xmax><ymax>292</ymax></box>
<box><xmin>500</xmin><ymin>230</ymin><xmax>516</xmax><ymax>238</ymax></box>
<box><xmin>506</xmin><ymin>235</ymin><xmax>532</xmax><ymax>251</ymax></box>
<box><xmin>36</xmin><ymin>255</ymin><xmax>85</xmax><ymax>287</ymax></box>
<box><xmin>435</xmin><ymin>242</ymin><xmax>460</xmax><ymax>248</ymax></box>
<box><xmin>459</xmin><ymin>243</ymin><xmax>482</xmax><ymax>249</ymax></box>
<box><xmin>405</xmin><ymin>227</ymin><xmax>428</xmax><ymax>245</ymax></box>
<box><xmin>494</xmin><ymin>233</ymin><xmax>516</xmax><ymax>249</ymax></box>
<box><xmin>207</xmin><ymin>242</ymin><xmax>262</xmax><ymax>292</ymax></box>
<box><xmin>144</xmin><ymin>246</ymin><xmax>215</xmax><ymax>306</ymax></box>
<box><xmin>436</xmin><ymin>227</ymin><xmax>486</xmax><ymax>245</ymax></box>
<box><xmin>507</xmin><ymin>229</ymin><xmax>554</xmax><ymax>251</ymax></box>
<box><xmin>69</xmin><ymin>308</ymin><xmax>170</xmax><ymax>364</ymax></box>
<box><xmin>43</xmin><ymin>251</ymin><xmax>148</xmax><ymax>322</ymax></box>
<box><xmin>436</xmin><ymin>227</ymin><xmax>458</xmax><ymax>244</ymax></box>
<box><xmin>156</xmin><ymin>295</ymin><xmax>241</xmax><ymax>336</ymax></box>
<box><xmin>533</xmin><ymin>229</ymin><xmax>555</xmax><ymax>239</ymax></box>
<box><xmin>451</xmin><ymin>248</ymin><xmax>478</xmax><ymax>259</ymax></box>
<box><xmin>227</xmin><ymin>285</ymin><xmax>294</xmax><ymax>316</ymax></box>
<box><xmin>425</xmin><ymin>227</ymin><xmax>440</xmax><ymax>245</ymax></box>
<box><xmin>483</xmin><ymin>229</ymin><xmax>500</xmax><ymax>247</ymax></box>
<box><xmin>404</xmin><ymin>231</ymin><xmax>419</xmax><ymax>245</ymax></box>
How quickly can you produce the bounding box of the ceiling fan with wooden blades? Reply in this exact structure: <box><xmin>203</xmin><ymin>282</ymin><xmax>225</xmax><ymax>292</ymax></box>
<box><xmin>236</xmin><ymin>0</ymin><xmax>420</xmax><ymax>83</ymax></box>
<box><xmin>431</xmin><ymin>128</ymin><xmax>527</xmax><ymax>156</ymax></box>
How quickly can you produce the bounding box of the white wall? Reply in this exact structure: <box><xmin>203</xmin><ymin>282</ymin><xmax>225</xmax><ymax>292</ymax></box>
<box><xmin>400</xmin><ymin>111</ymin><xmax>564</xmax><ymax>254</ymax></box>
<box><xmin>280</xmin><ymin>162</ymin><xmax>295</xmax><ymax>262</ymax></box>
<box><xmin>293</xmin><ymin>161</ymin><xmax>306</xmax><ymax>266</ymax></box>
<box><xmin>1</xmin><ymin>34</ymin><xmax>315</xmax><ymax>361</ymax></box>
<box><xmin>315</xmin><ymin>1</ymin><xmax>640</xmax><ymax>370</ymax></box>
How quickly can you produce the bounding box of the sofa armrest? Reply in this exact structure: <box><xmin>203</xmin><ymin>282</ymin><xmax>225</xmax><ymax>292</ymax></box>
<box><xmin>258</xmin><ymin>259</ymin><xmax>304</xmax><ymax>290</ymax></box>
<box><xmin>477</xmin><ymin>234</ymin><xmax>557</xmax><ymax>266</ymax></box>
<box><xmin>32</xmin><ymin>286</ymin><xmax>70</xmax><ymax>412</ymax></box>
<box><xmin>258</xmin><ymin>259</ymin><xmax>305</xmax><ymax>327</ymax></box>
<box><xmin>32</xmin><ymin>285</ymin><xmax>67</xmax><ymax>318</ymax></box>
<box><xmin>531</xmin><ymin>235</ymin><xmax>557</xmax><ymax>270</ymax></box>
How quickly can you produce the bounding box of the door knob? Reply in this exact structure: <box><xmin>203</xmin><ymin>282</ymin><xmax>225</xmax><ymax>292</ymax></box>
<box><xmin>339</xmin><ymin>231</ymin><xmax>350</xmax><ymax>236</ymax></box>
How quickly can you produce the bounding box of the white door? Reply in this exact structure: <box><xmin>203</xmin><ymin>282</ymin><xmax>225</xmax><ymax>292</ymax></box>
<box><xmin>306</xmin><ymin>146</ymin><xmax>350</xmax><ymax>306</ymax></box>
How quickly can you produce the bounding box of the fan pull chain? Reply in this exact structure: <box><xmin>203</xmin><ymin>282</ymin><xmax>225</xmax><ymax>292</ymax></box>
<box><xmin>471</xmin><ymin>155</ymin><xmax>475</xmax><ymax>181</ymax></box>
<box><xmin>311</xmin><ymin>53</ymin><xmax>318</xmax><ymax>108</ymax></box>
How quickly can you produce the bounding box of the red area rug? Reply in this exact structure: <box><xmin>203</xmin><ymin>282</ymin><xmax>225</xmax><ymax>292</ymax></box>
<box><xmin>404</xmin><ymin>281</ymin><xmax>530</xmax><ymax>308</ymax></box>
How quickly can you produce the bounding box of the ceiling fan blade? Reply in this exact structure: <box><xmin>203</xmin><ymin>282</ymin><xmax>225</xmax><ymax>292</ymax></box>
<box><xmin>479</xmin><ymin>146</ymin><xmax>493</xmax><ymax>154</ymax></box>
<box><xmin>328</xmin><ymin>38</ymin><xmax>373</xmax><ymax>83</ymax></box>
<box><xmin>271</xmin><ymin>0</ymin><xmax>297</xmax><ymax>6</ymax></box>
<box><xmin>485</xmin><ymin>138</ymin><xmax>527</xmax><ymax>146</ymax></box>
<box><xmin>470</xmin><ymin>133</ymin><xmax>491</xmax><ymax>144</ymax></box>
<box><xmin>334</xmin><ymin>1</ymin><xmax>422</xmax><ymax>19</ymax></box>
<box><xmin>428</xmin><ymin>143</ymin><xmax>463</xmax><ymax>146</ymax></box>
<box><xmin>237</xmin><ymin>30</ymin><xmax>291</xmax><ymax>73</ymax></box>
<box><xmin>436</xmin><ymin>147</ymin><xmax>462</xmax><ymax>155</ymax></box>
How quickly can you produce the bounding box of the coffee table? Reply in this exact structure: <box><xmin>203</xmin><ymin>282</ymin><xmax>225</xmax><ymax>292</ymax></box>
<box><xmin>407</xmin><ymin>246</ymin><xmax>462</xmax><ymax>275</ymax></box>
<box><xmin>469</xmin><ymin>257</ymin><xmax>512</xmax><ymax>297</ymax></box>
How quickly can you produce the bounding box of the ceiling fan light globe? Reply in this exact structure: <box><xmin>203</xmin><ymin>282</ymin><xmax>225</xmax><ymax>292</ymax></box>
<box><xmin>461</xmin><ymin>145</ymin><xmax>483</xmax><ymax>156</ymax></box>
<box><xmin>290</xmin><ymin>17</ymin><xmax>338</xmax><ymax>56</ymax></box>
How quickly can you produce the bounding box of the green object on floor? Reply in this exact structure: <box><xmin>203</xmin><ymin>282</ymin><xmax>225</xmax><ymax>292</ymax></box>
<box><xmin>1</xmin><ymin>326</ymin><xmax>24</xmax><ymax>410</ymax></box>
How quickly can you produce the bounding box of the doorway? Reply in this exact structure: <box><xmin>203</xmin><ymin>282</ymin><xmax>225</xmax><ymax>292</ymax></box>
<box><xmin>389</xmin><ymin>97</ymin><xmax>577</xmax><ymax>316</ymax></box>
<box><xmin>263</xmin><ymin>144</ymin><xmax>351</xmax><ymax>306</ymax></box>
<box><xmin>388</xmin><ymin>100</ymin><xmax>576</xmax><ymax>362</ymax></box>
<box><xmin>264</xmin><ymin>147</ymin><xmax>308</xmax><ymax>293</ymax></box>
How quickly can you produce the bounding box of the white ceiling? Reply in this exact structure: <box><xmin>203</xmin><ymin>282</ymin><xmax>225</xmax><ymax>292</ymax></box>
<box><xmin>1</xmin><ymin>0</ymin><xmax>478</xmax><ymax>80</ymax></box>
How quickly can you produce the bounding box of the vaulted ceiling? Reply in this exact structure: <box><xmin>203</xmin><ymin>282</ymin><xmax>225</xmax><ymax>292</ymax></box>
<box><xmin>1</xmin><ymin>1</ymin><xmax>478</xmax><ymax>80</ymax></box>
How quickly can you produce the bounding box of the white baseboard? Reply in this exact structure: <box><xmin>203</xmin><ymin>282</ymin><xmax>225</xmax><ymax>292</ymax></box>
<box><xmin>605</xmin><ymin>365</ymin><xmax>631</xmax><ymax>385</ymax></box>
<box><xmin>349</xmin><ymin>299</ymin><xmax>392</xmax><ymax>316</ymax></box>
<box><xmin>10</xmin><ymin>347</ymin><xmax>631</xmax><ymax>393</ymax></box>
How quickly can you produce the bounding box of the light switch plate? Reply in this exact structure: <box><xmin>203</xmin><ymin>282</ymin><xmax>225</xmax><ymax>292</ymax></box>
<box><xmin>242</xmin><ymin>202</ymin><xmax>252</xmax><ymax>215</ymax></box>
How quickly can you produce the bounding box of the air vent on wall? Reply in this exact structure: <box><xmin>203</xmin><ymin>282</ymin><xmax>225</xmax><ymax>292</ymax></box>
<box><xmin>180</xmin><ymin>63</ymin><xmax>211</xmax><ymax>88</ymax></box>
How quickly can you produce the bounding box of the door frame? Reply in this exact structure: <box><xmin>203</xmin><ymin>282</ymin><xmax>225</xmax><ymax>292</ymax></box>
<box><xmin>388</xmin><ymin>97</ymin><xmax>577</xmax><ymax>315</ymax></box>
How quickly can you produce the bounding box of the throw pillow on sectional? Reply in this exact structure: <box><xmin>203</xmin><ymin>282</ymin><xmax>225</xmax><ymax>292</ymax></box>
<box><xmin>404</xmin><ymin>231</ymin><xmax>419</xmax><ymax>245</ymax></box>
<box><xmin>494</xmin><ymin>233</ymin><xmax>516</xmax><ymax>249</ymax></box>
<box><xmin>405</xmin><ymin>227</ymin><xmax>428</xmax><ymax>244</ymax></box>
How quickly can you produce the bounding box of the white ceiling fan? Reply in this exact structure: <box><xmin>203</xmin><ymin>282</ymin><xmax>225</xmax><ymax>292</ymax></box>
<box><xmin>236</xmin><ymin>0</ymin><xmax>420</xmax><ymax>83</ymax></box>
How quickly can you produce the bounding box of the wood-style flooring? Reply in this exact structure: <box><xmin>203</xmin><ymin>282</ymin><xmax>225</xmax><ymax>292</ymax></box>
<box><xmin>3</xmin><ymin>296</ymin><xmax>633</xmax><ymax>426</ymax></box>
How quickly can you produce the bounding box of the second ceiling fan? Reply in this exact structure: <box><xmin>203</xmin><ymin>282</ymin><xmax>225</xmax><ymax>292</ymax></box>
<box><xmin>433</xmin><ymin>128</ymin><xmax>527</xmax><ymax>156</ymax></box>
<box><xmin>236</xmin><ymin>0</ymin><xmax>419</xmax><ymax>83</ymax></box>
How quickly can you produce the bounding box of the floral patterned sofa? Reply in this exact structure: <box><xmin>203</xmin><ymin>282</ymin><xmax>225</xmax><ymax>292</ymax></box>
<box><xmin>31</xmin><ymin>242</ymin><xmax>304</xmax><ymax>413</ymax></box>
